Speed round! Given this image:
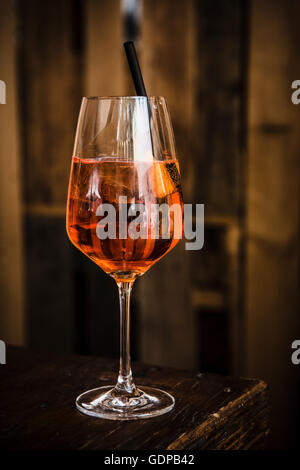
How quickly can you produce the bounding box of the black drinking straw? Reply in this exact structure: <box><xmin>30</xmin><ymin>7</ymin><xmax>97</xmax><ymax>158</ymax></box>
<box><xmin>123</xmin><ymin>41</ymin><xmax>147</xmax><ymax>96</ymax></box>
<box><xmin>123</xmin><ymin>40</ymin><xmax>157</xmax><ymax>156</ymax></box>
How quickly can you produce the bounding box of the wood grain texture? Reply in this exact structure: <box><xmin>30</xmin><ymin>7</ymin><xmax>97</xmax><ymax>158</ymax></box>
<box><xmin>191</xmin><ymin>0</ymin><xmax>248</xmax><ymax>376</ymax></box>
<box><xmin>137</xmin><ymin>0</ymin><xmax>248</xmax><ymax>375</ymax></box>
<box><xmin>0</xmin><ymin>1</ymin><xmax>25</xmax><ymax>345</ymax></box>
<box><xmin>18</xmin><ymin>0</ymin><xmax>122</xmax><ymax>359</ymax></box>
<box><xmin>84</xmin><ymin>0</ymin><xmax>126</xmax><ymax>97</ymax></box>
<box><xmin>138</xmin><ymin>0</ymin><xmax>196</xmax><ymax>370</ymax></box>
<box><xmin>25</xmin><ymin>215</ymin><xmax>74</xmax><ymax>352</ymax></box>
<box><xmin>246</xmin><ymin>0</ymin><xmax>300</xmax><ymax>448</ymax></box>
<box><xmin>137</xmin><ymin>242</ymin><xmax>196</xmax><ymax>370</ymax></box>
<box><xmin>19</xmin><ymin>0</ymin><xmax>83</xmax><ymax>205</ymax></box>
<box><xmin>0</xmin><ymin>347</ymin><xmax>269</xmax><ymax>450</ymax></box>
<box><xmin>81</xmin><ymin>0</ymin><xmax>128</xmax><ymax>359</ymax></box>
<box><xmin>193</xmin><ymin>0</ymin><xmax>246</xmax><ymax>216</ymax></box>
<box><xmin>141</xmin><ymin>0</ymin><xmax>195</xmax><ymax>201</ymax></box>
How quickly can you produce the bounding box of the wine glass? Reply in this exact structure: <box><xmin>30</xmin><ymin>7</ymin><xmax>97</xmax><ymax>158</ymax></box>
<box><xmin>66</xmin><ymin>96</ymin><xmax>183</xmax><ymax>420</ymax></box>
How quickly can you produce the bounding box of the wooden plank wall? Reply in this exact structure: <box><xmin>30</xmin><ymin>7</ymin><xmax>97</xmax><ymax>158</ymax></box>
<box><xmin>2</xmin><ymin>0</ymin><xmax>300</xmax><ymax>448</ymax></box>
<box><xmin>18</xmin><ymin>0</ymin><xmax>83</xmax><ymax>352</ymax></box>
<box><xmin>18</xmin><ymin>0</ymin><xmax>135</xmax><ymax>359</ymax></box>
<box><xmin>0</xmin><ymin>1</ymin><xmax>24</xmax><ymax>345</ymax></box>
<box><xmin>85</xmin><ymin>0</ymin><xmax>125</xmax><ymax>97</ymax></box>
<box><xmin>11</xmin><ymin>0</ymin><xmax>247</xmax><ymax>372</ymax></box>
<box><xmin>191</xmin><ymin>0</ymin><xmax>247</xmax><ymax>375</ymax></box>
<box><xmin>138</xmin><ymin>0</ymin><xmax>196</xmax><ymax>369</ymax></box>
<box><xmin>138</xmin><ymin>0</ymin><xmax>247</xmax><ymax>372</ymax></box>
<box><xmin>17</xmin><ymin>0</ymin><xmax>124</xmax><ymax>358</ymax></box>
<box><xmin>246</xmin><ymin>0</ymin><xmax>300</xmax><ymax>449</ymax></box>
<box><xmin>82</xmin><ymin>0</ymin><xmax>126</xmax><ymax>358</ymax></box>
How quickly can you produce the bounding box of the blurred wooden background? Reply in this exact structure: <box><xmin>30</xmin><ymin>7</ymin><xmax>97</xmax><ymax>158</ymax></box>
<box><xmin>0</xmin><ymin>0</ymin><xmax>300</xmax><ymax>449</ymax></box>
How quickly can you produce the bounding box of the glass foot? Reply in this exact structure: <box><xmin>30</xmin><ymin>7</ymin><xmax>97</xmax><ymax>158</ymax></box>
<box><xmin>76</xmin><ymin>385</ymin><xmax>175</xmax><ymax>420</ymax></box>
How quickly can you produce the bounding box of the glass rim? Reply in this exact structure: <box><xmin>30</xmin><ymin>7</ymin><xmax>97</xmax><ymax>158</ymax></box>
<box><xmin>82</xmin><ymin>96</ymin><xmax>165</xmax><ymax>101</ymax></box>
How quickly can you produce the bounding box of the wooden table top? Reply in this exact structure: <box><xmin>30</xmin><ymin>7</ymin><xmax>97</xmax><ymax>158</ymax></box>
<box><xmin>0</xmin><ymin>347</ymin><xmax>269</xmax><ymax>450</ymax></box>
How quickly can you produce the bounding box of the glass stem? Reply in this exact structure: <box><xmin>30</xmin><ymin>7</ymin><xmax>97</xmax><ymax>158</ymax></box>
<box><xmin>116</xmin><ymin>281</ymin><xmax>136</xmax><ymax>395</ymax></box>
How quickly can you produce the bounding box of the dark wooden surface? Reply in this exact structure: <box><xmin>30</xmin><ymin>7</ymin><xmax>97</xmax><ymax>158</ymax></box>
<box><xmin>0</xmin><ymin>347</ymin><xmax>269</xmax><ymax>450</ymax></box>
